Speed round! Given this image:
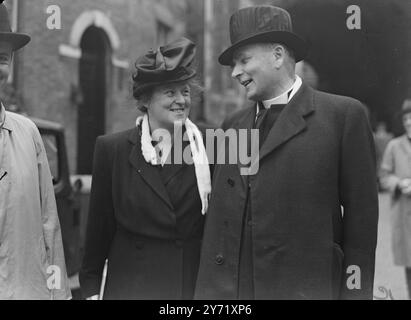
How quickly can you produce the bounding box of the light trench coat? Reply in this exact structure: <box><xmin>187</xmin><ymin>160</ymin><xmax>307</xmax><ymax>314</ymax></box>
<box><xmin>381</xmin><ymin>135</ymin><xmax>411</xmax><ymax>266</ymax></box>
<box><xmin>0</xmin><ymin>106</ymin><xmax>71</xmax><ymax>299</ymax></box>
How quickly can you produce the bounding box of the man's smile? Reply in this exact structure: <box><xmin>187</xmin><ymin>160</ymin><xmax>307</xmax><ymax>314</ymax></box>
<box><xmin>240</xmin><ymin>79</ymin><xmax>253</xmax><ymax>88</ymax></box>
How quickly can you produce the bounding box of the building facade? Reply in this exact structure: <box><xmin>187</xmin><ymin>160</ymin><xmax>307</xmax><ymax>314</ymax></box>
<box><xmin>6</xmin><ymin>0</ymin><xmax>188</xmax><ymax>174</ymax></box>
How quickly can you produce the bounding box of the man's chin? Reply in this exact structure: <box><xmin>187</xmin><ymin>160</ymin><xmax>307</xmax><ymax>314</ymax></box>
<box><xmin>246</xmin><ymin>92</ymin><xmax>259</xmax><ymax>102</ymax></box>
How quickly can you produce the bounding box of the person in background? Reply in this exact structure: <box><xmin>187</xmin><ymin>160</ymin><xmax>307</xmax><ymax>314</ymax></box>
<box><xmin>374</xmin><ymin>121</ymin><xmax>393</xmax><ymax>189</ymax></box>
<box><xmin>79</xmin><ymin>37</ymin><xmax>211</xmax><ymax>300</ymax></box>
<box><xmin>380</xmin><ymin>99</ymin><xmax>411</xmax><ymax>299</ymax></box>
<box><xmin>0</xmin><ymin>3</ymin><xmax>70</xmax><ymax>299</ymax></box>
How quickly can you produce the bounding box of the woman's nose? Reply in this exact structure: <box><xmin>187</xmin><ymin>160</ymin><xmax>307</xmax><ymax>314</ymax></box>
<box><xmin>174</xmin><ymin>92</ymin><xmax>186</xmax><ymax>104</ymax></box>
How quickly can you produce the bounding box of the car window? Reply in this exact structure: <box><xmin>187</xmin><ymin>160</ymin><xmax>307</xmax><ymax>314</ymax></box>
<box><xmin>41</xmin><ymin>133</ymin><xmax>60</xmax><ymax>184</ymax></box>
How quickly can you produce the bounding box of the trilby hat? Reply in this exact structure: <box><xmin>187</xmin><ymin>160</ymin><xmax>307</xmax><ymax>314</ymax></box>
<box><xmin>0</xmin><ymin>3</ymin><xmax>30</xmax><ymax>51</ymax></box>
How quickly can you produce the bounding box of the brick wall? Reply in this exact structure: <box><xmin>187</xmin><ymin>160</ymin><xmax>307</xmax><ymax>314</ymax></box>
<box><xmin>12</xmin><ymin>0</ymin><xmax>187</xmax><ymax>173</ymax></box>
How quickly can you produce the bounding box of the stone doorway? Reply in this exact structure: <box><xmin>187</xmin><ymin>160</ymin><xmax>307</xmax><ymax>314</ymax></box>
<box><xmin>77</xmin><ymin>26</ymin><xmax>110</xmax><ymax>174</ymax></box>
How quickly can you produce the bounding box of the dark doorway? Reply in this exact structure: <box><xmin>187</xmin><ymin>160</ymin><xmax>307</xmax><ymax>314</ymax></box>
<box><xmin>77</xmin><ymin>26</ymin><xmax>110</xmax><ymax>174</ymax></box>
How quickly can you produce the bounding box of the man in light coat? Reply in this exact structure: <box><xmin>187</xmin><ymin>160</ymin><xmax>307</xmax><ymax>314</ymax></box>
<box><xmin>195</xmin><ymin>5</ymin><xmax>378</xmax><ymax>300</ymax></box>
<box><xmin>0</xmin><ymin>3</ymin><xmax>70</xmax><ymax>299</ymax></box>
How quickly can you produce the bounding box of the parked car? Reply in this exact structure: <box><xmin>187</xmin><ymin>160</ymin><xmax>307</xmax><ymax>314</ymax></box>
<box><xmin>31</xmin><ymin>117</ymin><xmax>89</xmax><ymax>283</ymax></box>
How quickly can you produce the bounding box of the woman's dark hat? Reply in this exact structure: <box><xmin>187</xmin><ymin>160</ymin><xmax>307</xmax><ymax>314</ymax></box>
<box><xmin>219</xmin><ymin>5</ymin><xmax>308</xmax><ymax>66</ymax></box>
<box><xmin>133</xmin><ymin>37</ymin><xmax>196</xmax><ymax>97</ymax></box>
<box><xmin>0</xmin><ymin>3</ymin><xmax>30</xmax><ymax>51</ymax></box>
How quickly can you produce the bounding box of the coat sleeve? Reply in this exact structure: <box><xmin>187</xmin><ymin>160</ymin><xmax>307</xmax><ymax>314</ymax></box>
<box><xmin>33</xmin><ymin>124</ymin><xmax>72</xmax><ymax>300</ymax></box>
<box><xmin>380</xmin><ymin>140</ymin><xmax>401</xmax><ymax>193</ymax></box>
<box><xmin>338</xmin><ymin>101</ymin><xmax>379</xmax><ymax>300</ymax></box>
<box><xmin>79</xmin><ymin>136</ymin><xmax>116</xmax><ymax>298</ymax></box>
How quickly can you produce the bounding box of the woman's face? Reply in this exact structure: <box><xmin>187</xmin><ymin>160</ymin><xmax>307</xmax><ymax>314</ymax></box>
<box><xmin>147</xmin><ymin>81</ymin><xmax>191</xmax><ymax>132</ymax></box>
<box><xmin>403</xmin><ymin>112</ymin><xmax>411</xmax><ymax>136</ymax></box>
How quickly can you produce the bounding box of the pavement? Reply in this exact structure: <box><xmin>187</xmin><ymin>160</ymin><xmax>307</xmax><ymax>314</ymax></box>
<box><xmin>373</xmin><ymin>192</ymin><xmax>409</xmax><ymax>300</ymax></box>
<box><xmin>69</xmin><ymin>192</ymin><xmax>410</xmax><ymax>300</ymax></box>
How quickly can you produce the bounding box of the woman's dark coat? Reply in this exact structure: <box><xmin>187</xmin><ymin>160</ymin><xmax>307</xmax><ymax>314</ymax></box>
<box><xmin>79</xmin><ymin>127</ymin><xmax>204</xmax><ymax>299</ymax></box>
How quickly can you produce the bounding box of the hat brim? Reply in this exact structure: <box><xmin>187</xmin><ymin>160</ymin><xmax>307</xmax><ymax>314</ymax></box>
<box><xmin>0</xmin><ymin>32</ymin><xmax>31</xmax><ymax>51</ymax></box>
<box><xmin>218</xmin><ymin>30</ymin><xmax>308</xmax><ymax>66</ymax></box>
<box><xmin>134</xmin><ymin>69</ymin><xmax>196</xmax><ymax>97</ymax></box>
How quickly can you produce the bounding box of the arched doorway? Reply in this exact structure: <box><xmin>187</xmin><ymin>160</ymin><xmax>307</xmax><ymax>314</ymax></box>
<box><xmin>77</xmin><ymin>26</ymin><xmax>110</xmax><ymax>174</ymax></box>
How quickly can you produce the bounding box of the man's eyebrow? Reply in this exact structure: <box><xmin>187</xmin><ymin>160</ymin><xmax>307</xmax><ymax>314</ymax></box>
<box><xmin>234</xmin><ymin>51</ymin><xmax>251</xmax><ymax>61</ymax></box>
<box><xmin>233</xmin><ymin>52</ymin><xmax>243</xmax><ymax>60</ymax></box>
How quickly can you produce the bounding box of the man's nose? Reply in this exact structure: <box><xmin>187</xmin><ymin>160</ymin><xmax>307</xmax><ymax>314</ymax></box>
<box><xmin>231</xmin><ymin>64</ymin><xmax>242</xmax><ymax>79</ymax></box>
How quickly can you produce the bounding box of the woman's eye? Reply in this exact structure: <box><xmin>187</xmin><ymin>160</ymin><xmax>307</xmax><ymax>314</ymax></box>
<box><xmin>183</xmin><ymin>90</ymin><xmax>190</xmax><ymax>96</ymax></box>
<box><xmin>165</xmin><ymin>90</ymin><xmax>174</xmax><ymax>96</ymax></box>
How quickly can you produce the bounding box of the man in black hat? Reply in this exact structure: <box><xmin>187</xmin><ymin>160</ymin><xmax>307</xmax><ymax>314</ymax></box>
<box><xmin>195</xmin><ymin>5</ymin><xmax>378</xmax><ymax>299</ymax></box>
<box><xmin>0</xmin><ymin>3</ymin><xmax>70</xmax><ymax>299</ymax></box>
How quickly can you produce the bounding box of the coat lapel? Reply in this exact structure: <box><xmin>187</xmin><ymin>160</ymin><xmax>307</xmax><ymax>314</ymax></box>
<box><xmin>249</xmin><ymin>83</ymin><xmax>315</xmax><ymax>172</ymax></box>
<box><xmin>127</xmin><ymin>127</ymin><xmax>174</xmax><ymax>210</ymax></box>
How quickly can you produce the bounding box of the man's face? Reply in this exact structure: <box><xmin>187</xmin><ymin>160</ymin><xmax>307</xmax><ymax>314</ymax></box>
<box><xmin>0</xmin><ymin>42</ymin><xmax>13</xmax><ymax>89</ymax></box>
<box><xmin>231</xmin><ymin>43</ymin><xmax>279</xmax><ymax>101</ymax></box>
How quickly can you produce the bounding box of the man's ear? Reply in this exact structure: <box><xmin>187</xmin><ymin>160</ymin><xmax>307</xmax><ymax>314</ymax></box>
<box><xmin>272</xmin><ymin>44</ymin><xmax>285</xmax><ymax>69</ymax></box>
<box><xmin>272</xmin><ymin>43</ymin><xmax>286</xmax><ymax>69</ymax></box>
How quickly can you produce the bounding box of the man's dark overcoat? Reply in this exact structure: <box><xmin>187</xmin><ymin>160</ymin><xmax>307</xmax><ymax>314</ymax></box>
<box><xmin>195</xmin><ymin>83</ymin><xmax>378</xmax><ymax>300</ymax></box>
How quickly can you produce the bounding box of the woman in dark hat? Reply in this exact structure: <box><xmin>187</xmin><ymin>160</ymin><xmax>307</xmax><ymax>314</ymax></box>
<box><xmin>380</xmin><ymin>100</ymin><xmax>411</xmax><ymax>299</ymax></box>
<box><xmin>79</xmin><ymin>37</ymin><xmax>211</xmax><ymax>300</ymax></box>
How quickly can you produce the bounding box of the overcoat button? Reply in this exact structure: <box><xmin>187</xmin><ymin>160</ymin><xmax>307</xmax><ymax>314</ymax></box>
<box><xmin>215</xmin><ymin>254</ymin><xmax>224</xmax><ymax>265</ymax></box>
<box><xmin>227</xmin><ymin>178</ymin><xmax>235</xmax><ymax>187</ymax></box>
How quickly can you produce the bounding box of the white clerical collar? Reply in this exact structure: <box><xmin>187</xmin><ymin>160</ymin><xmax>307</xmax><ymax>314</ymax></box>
<box><xmin>262</xmin><ymin>75</ymin><xmax>302</xmax><ymax>109</ymax></box>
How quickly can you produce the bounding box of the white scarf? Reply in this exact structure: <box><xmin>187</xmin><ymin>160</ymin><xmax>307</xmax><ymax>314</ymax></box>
<box><xmin>136</xmin><ymin>114</ymin><xmax>211</xmax><ymax>214</ymax></box>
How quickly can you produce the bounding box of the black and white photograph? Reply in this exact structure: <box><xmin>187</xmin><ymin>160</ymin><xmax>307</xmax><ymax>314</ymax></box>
<box><xmin>0</xmin><ymin>0</ymin><xmax>411</xmax><ymax>308</ymax></box>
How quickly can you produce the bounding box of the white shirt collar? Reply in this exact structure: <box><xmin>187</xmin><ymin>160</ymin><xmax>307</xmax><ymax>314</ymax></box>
<box><xmin>261</xmin><ymin>75</ymin><xmax>302</xmax><ymax>109</ymax></box>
